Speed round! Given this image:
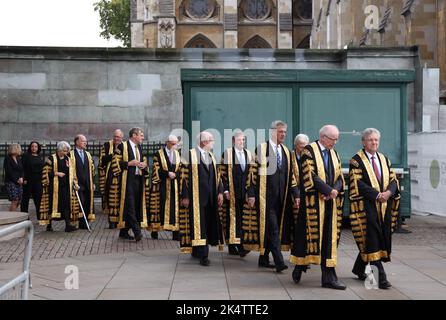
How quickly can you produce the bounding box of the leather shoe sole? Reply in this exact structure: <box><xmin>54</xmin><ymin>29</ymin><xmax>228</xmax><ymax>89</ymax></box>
<box><xmin>353</xmin><ymin>272</ymin><xmax>367</xmax><ymax>281</ymax></box>
<box><xmin>258</xmin><ymin>263</ymin><xmax>276</xmax><ymax>269</ymax></box>
<box><xmin>276</xmin><ymin>265</ymin><xmax>288</xmax><ymax>273</ymax></box>
<box><xmin>200</xmin><ymin>258</ymin><xmax>210</xmax><ymax>266</ymax></box>
<box><xmin>119</xmin><ymin>234</ymin><xmax>135</xmax><ymax>240</ymax></box>
<box><xmin>239</xmin><ymin>250</ymin><xmax>251</xmax><ymax>258</ymax></box>
<box><xmin>379</xmin><ymin>281</ymin><xmax>392</xmax><ymax>289</ymax></box>
<box><xmin>322</xmin><ymin>282</ymin><xmax>347</xmax><ymax>290</ymax></box>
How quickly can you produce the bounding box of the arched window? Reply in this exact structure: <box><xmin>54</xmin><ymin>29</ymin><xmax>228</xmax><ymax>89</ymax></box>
<box><xmin>294</xmin><ymin>0</ymin><xmax>312</xmax><ymax>20</ymax></box>
<box><xmin>184</xmin><ymin>34</ymin><xmax>217</xmax><ymax>48</ymax></box>
<box><xmin>243</xmin><ymin>35</ymin><xmax>272</xmax><ymax>48</ymax></box>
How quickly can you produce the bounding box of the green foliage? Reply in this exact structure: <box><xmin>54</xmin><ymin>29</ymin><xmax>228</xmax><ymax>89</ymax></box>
<box><xmin>94</xmin><ymin>0</ymin><xmax>131</xmax><ymax>47</ymax></box>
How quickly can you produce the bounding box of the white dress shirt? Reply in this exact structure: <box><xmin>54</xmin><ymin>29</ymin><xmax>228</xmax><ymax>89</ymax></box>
<box><xmin>129</xmin><ymin>140</ymin><xmax>141</xmax><ymax>175</ymax></box>
<box><xmin>365</xmin><ymin>150</ymin><xmax>382</xmax><ymax>179</ymax></box>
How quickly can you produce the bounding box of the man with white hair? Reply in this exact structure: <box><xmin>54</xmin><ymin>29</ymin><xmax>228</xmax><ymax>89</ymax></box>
<box><xmin>179</xmin><ymin>131</ymin><xmax>224</xmax><ymax>266</ymax></box>
<box><xmin>148</xmin><ymin>134</ymin><xmax>181</xmax><ymax>241</ymax></box>
<box><xmin>290</xmin><ymin>124</ymin><xmax>346</xmax><ymax>290</ymax></box>
<box><xmin>99</xmin><ymin>129</ymin><xmax>124</xmax><ymax>229</ymax></box>
<box><xmin>348</xmin><ymin>128</ymin><xmax>400</xmax><ymax>289</ymax></box>
<box><xmin>244</xmin><ymin>120</ymin><xmax>299</xmax><ymax>273</ymax></box>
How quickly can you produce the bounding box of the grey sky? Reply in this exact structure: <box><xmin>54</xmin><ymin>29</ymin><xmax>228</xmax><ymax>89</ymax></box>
<box><xmin>0</xmin><ymin>0</ymin><xmax>123</xmax><ymax>47</ymax></box>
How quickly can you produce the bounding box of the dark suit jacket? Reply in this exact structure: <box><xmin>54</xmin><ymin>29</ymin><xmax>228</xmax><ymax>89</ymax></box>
<box><xmin>312</xmin><ymin>142</ymin><xmax>343</xmax><ymax>196</ymax></box>
<box><xmin>74</xmin><ymin>149</ymin><xmax>91</xmax><ymax>191</ymax></box>
<box><xmin>181</xmin><ymin>148</ymin><xmax>223</xmax><ymax>208</ymax></box>
<box><xmin>222</xmin><ymin>147</ymin><xmax>250</xmax><ymax>202</ymax></box>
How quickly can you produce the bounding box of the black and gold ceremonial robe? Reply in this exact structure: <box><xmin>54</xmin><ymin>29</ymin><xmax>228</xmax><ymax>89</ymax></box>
<box><xmin>178</xmin><ymin>148</ymin><xmax>224</xmax><ymax>253</ymax></box>
<box><xmin>290</xmin><ymin>150</ymin><xmax>304</xmax><ymax>247</ymax></box>
<box><xmin>108</xmin><ymin>141</ymin><xmax>149</xmax><ymax>229</ymax></box>
<box><xmin>242</xmin><ymin>142</ymin><xmax>298</xmax><ymax>254</ymax></box>
<box><xmin>349</xmin><ymin>149</ymin><xmax>400</xmax><ymax>263</ymax></box>
<box><xmin>290</xmin><ymin>142</ymin><xmax>345</xmax><ymax>267</ymax></box>
<box><xmin>69</xmin><ymin>150</ymin><xmax>95</xmax><ymax>221</ymax></box>
<box><xmin>148</xmin><ymin>147</ymin><xmax>181</xmax><ymax>232</ymax></box>
<box><xmin>39</xmin><ymin>154</ymin><xmax>79</xmax><ymax>225</ymax></box>
<box><xmin>219</xmin><ymin>147</ymin><xmax>252</xmax><ymax>245</ymax></box>
<box><xmin>98</xmin><ymin>140</ymin><xmax>114</xmax><ymax>217</ymax></box>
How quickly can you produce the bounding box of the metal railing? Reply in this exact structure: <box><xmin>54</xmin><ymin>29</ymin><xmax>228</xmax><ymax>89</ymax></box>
<box><xmin>0</xmin><ymin>220</ymin><xmax>34</xmax><ymax>300</ymax></box>
<box><xmin>0</xmin><ymin>141</ymin><xmax>165</xmax><ymax>198</ymax></box>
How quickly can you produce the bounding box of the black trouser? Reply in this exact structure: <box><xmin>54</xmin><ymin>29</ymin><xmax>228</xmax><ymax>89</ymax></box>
<box><xmin>120</xmin><ymin>177</ymin><xmax>142</xmax><ymax>237</ymax></box>
<box><xmin>21</xmin><ymin>179</ymin><xmax>43</xmax><ymax>218</ymax></box>
<box><xmin>193</xmin><ymin>200</ymin><xmax>215</xmax><ymax>259</ymax></box>
<box><xmin>352</xmin><ymin>253</ymin><xmax>387</xmax><ymax>282</ymax></box>
<box><xmin>320</xmin><ymin>200</ymin><xmax>338</xmax><ymax>285</ymax></box>
<box><xmin>228</xmin><ymin>198</ymin><xmax>245</xmax><ymax>253</ymax></box>
<box><xmin>260</xmin><ymin>200</ymin><xmax>285</xmax><ymax>267</ymax></box>
<box><xmin>77</xmin><ymin>186</ymin><xmax>91</xmax><ymax>227</ymax></box>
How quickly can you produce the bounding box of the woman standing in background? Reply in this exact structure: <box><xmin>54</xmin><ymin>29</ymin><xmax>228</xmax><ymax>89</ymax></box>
<box><xmin>21</xmin><ymin>141</ymin><xmax>44</xmax><ymax>219</ymax></box>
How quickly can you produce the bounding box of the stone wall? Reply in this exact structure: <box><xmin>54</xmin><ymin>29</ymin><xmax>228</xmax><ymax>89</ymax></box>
<box><xmin>0</xmin><ymin>46</ymin><xmax>418</xmax><ymax>142</ymax></box>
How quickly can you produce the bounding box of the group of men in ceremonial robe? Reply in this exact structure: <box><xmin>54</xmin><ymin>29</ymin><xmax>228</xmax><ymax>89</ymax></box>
<box><xmin>37</xmin><ymin>121</ymin><xmax>401</xmax><ymax>290</ymax></box>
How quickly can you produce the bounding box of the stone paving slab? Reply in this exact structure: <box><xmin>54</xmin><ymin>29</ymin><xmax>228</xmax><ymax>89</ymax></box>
<box><xmin>2</xmin><ymin>206</ymin><xmax>446</xmax><ymax>300</ymax></box>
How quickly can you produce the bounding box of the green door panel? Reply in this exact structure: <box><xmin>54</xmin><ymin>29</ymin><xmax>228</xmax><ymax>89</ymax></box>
<box><xmin>191</xmin><ymin>86</ymin><xmax>294</xmax><ymax>150</ymax></box>
<box><xmin>299</xmin><ymin>86</ymin><xmax>402</xmax><ymax>166</ymax></box>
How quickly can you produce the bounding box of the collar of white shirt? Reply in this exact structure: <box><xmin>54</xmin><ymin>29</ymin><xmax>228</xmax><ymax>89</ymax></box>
<box><xmin>269</xmin><ymin>140</ymin><xmax>281</xmax><ymax>152</ymax></box>
<box><xmin>197</xmin><ymin>146</ymin><xmax>207</xmax><ymax>159</ymax></box>
<box><xmin>317</xmin><ymin>141</ymin><xmax>327</xmax><ymax>153</ymax></box>
<box><xmin>76</xmin><ymin>148</ymin><xmax>84</xmax><ymax>154</ymax></box>
<box><xmin>365</xmin><ymin>150</ymin><xmax>378</xmax><ymax>162</ymax></box>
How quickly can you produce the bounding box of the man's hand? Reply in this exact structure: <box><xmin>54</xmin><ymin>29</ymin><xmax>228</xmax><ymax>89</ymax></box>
<box><xmin>224</xmin><ymin>191</ymin><xmax>230</xmax><ymax>201</ymax></box>
<box><xmin>56</xmin><ymin>172</ymin><xmax>65</xmax><ymax>178</ymax></box>
<box><xmin>248</xmin><ymin>197</ymin><xmax>255</xmax><ymax>208</ymax></box>
<box><xmin>138</xmin><ymin>162</ymin><xmax>147</xmax><ymax>169</ymax></box>
<box><xmin>168</xmin><ymin>172</ymin><xmax>176</xmax><ymax>180</ymax></box>
<box><xmin>329</xmin><ymin>189</ymin><xmax>338</xmax><ymax>200</ymax></box>
<box><xmin>181</xmin><ymin>198</ymin><xmax>190</xmax><ymax>208</ymax></box>
<box><xmin>74</xmin><ymin>183</ymin><xmax>80</xmax><ymax>191</ymax></box>
<box><xmin>293</xmin><ymin>197</ymin><xmax>300</xmax><ymax>209</ymax></box>
<box><xmin>218</xmin><ymin>193</ymin><xmax>224</xmax><ymax>207</ymax></box>
<box><xmin>17</xmin><ymin>178</ymin><xmax>24</xmax><ymax>185</ymax></box>
<box><xmin>377</xmin><ymin>191</ymin><xmax>391</xmax><ymax>203</ymax></box>
<box><xmin>128</xmin><ymin>159</ymin><xmax>139</xmax><ymax>167</ymax></box>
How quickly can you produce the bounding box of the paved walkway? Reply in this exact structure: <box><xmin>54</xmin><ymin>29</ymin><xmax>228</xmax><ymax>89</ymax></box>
<box><xmin>1</xmin><ymin>201</ymin><xmax>446</xmax><ymax>300</ymax></box>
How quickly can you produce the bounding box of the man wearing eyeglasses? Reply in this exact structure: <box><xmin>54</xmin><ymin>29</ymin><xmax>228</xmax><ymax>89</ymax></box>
<box><xmin>148</xmin><ymin>135</ymin><xmax>181</xmax><ymax>241</ymax></box>
<box><xmin>290</xmin><ymin>125</ymin><xmax>346</xmax><ymax>290</ymax></box>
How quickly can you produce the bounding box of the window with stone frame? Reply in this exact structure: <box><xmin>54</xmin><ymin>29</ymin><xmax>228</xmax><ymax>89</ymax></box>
<box><xmin>240</xmin><ymin>0</ymin><xmax>273</xmax><ymax>21</ymax></box>
<box><xmin>243</xmin><ymin>35</ymin><xmax>272</xmax><ymax>48</ymax></box>
<box><xmin>181</xmin><ymin>0</ymin><xmax>218</xmax><ymax>21</ymax></box>
<box><xmin>184</xmin><ymin>34</ymin><xmax>217</xmax><ymax>48</ymax></box>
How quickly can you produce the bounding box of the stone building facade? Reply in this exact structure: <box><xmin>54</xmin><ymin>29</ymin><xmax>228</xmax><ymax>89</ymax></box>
<box><xmin>130</xmin><ymin>0</ymin><xmax>445</xmax><ymax>100</ymax></box>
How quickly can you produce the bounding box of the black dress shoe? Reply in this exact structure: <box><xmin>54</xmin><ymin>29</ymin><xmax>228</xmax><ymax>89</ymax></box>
<box><xmin>292</xmin><ymin>266</ymin><xmax>306</xmax><ymax>284</ymax></box>
<box><xmin>46</xmin><ymin>224</ymin><xmax>54</xmax><ymax>232</ymax></box>
<box><xmin>200</xmin><ymin>257</ymin><xmax>210</xmax><ymax>266</ymax></box>
<box><xmin>65</xmin><ymin>225</ymin><xmax>77</xmax><ymax>233</ymax></box>
<box><xmin>353</xmin><ymin>272</ymin><xmax>367</xmax><ymax>281</ymax></box>
<box><xmin>172</xmin><ymin>231</ymin><xmax>180</xmax><ymax>241</ymax></box>
<box><xmin>276</xmin><ymin>264</ymin><xmax>288</xmax><ymax>273</ymax></box>
<box><xmin>258</xmin><ymin>261</ymin><xmax>276</xmax><ymax>269</ymax></box>
<box><xmin>322</xmin><ymin>281</ymin><xmax>347</xmax><ymax>290</ymax></box>
<box><xmin>228</xmin><ymin>247</ymin><xmax>239</xmax><ymax>256</ymax></box>
<box><xmin>379</xmin><ymin>280</ymin><xmax>392</xmax><ymax>289</ymax></box>
<box><xmin>151</xmin><ymin>232</ymin><xmax>158</xmax><ymax>239</ymax></box>
<box><xmin>109</xmin><ymin>222</ymin><xmax>117</xmax><ymax>229</ymax></box>
<box><xmin>239</xmin><ymin>249</ymin><xmax>251</xmax><ymax>258</ymax></box>
<box><xmin>119</xmin><ymin>233</ymin><xmax>135</xmax><ymax>240</ymax></box>
<box><xmin>135</xmin><ymin>234</ymin><xmax>142</xmax><ymax>242</ymax></box>
<box><xmin>78</xmin><ymin>224</ymin><xmax>89</xmax><ymax>230</ymax></box>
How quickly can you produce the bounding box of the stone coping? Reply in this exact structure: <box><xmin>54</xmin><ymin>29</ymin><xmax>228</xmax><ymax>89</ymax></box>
<box><xmin>0</xmin><ymin>212</ymin><xmax>29</xmax><ymax>225</ymax></box>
